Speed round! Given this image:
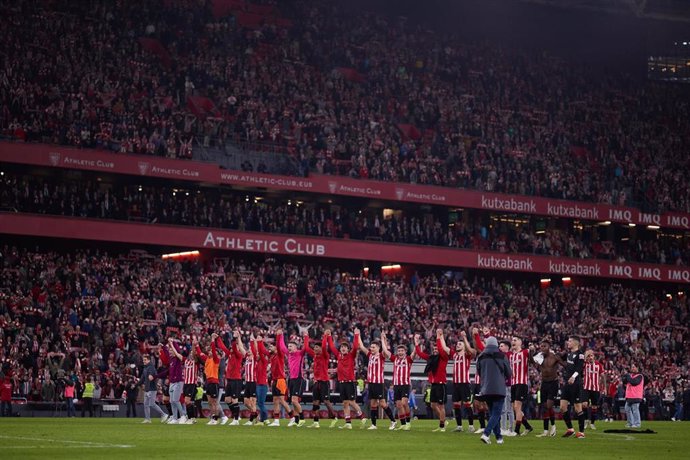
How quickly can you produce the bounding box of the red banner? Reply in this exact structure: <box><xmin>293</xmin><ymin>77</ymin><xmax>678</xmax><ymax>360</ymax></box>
<box><xmin>1</xmin><ymin>142</ymin><xmax>689</xmax><ymax>230</ymax></box>
<box><xmin>1</xmin><ymin>213</ymin><xmax>689</xmax><ymax>284</ymax></box>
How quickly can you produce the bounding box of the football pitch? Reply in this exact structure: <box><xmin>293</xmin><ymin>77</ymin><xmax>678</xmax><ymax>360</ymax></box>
<box><xmin>0</xmin><ymin>419</ymin><xmax>686</xmax><ymax>459</ymax></box>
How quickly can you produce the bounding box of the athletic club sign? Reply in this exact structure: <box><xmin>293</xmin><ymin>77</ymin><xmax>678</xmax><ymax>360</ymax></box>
<box><xmin>2</xmin><ymin>214</ymin><xmax>690</xmax><ymax>285</ymax></box>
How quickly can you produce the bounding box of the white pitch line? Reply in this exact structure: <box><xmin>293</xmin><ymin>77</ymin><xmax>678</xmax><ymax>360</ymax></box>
<box><xmin>593</xmin><ymin>432</ymin><xmax>635</xmax><ymax>441</ymax></box>
<box><xmin>0</xmin><ymin>435</ymin><xmax>133</xmax><ymax>448</ymax></box>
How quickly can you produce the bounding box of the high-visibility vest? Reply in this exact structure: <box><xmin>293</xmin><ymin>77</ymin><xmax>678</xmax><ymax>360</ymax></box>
<box><xmin>83</xmin><ymin>382</ymin><xmax>95</xmax><ymax>398</ymax></box>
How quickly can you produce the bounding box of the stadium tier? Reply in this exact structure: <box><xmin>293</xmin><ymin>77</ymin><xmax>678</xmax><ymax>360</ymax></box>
<box><xmin>0</xmin><ymin>1</ymin><xmax>688</xmax><ymax>452</ymax></box>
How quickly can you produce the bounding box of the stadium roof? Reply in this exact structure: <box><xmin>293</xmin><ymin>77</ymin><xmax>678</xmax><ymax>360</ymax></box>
<box><xmin>515</xmin><ymin>0</ymin><xmax>690</xmax><ymax>23</ymax></box>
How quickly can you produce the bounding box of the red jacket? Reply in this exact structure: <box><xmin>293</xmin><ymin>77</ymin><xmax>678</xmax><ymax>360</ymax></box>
<box><xmin>269</xmin><ymin>333</ymin><xmax>286</xmax><ymax>381</ymax></box>
<box><xmin>415</xmin><ymin>338</ymin><xmax>449</xmax><ymax>384</ymax></box>
<box><xmin>217</xmin><ymin>340</ymin><xmax>244</xmax><ymax>380</ymax></box>
<box><xmin>328</xmin><ymin>334</ymin><xmax>359</xmax><ymax>382</ymax></box>
<box><xmin>305</xmin><ymin>336</ymin><xmax>330</xmax><ymax>382</ymax></box>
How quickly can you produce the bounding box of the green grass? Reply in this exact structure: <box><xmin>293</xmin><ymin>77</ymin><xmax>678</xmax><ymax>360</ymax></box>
<box><xmin>0</xmin><ymin>418</ymin><xmax>686</xmax><ymax>459</ymax></box>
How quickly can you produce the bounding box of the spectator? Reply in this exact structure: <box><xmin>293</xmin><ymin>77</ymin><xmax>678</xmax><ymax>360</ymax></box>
<box><xmin>64</xmin><ymin>379</ymin><xmax>76</xmax><ymax>418</ymax></box>
<box><xmin>1</xmin><ymin>375</ymin><xmax>12</xmax><ymax>416</ymax></box>
<box><xmin>1</xmin><ymin>0</ymin><xmax>690</xmax><ymax>214</ymax></box>
<box><xmin>125</xmin><ymin>378</ymin><xmax>139</xmax><ymax>418</ymax></box>
<box><xmin>41</xmin><ymin>376</ymin><xmax>56</xmax><ymax>403</ymax></box>
<box><xmin>623</xmin><ymin>364</ymin><xmax>644</xmax><ymax>428</ymax></box>
<box><xmin>672</xmin><ymin>384</ymin><xmax>684</xmax><ymax>422</ymax></box>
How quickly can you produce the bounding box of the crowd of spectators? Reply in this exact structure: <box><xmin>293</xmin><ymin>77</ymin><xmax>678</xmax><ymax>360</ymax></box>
<box><xmin>1</xmin><ymin>0</ymin><xmax>690</xmax><ymax>213</ymax></box>
<box><xmin>0</xmin><ymin>245</ymin><xmax>687</xmax><ymax>410</ymax></box>
<box><xmin>2</xmin><ymin>171</ymin><xmax>689</xmax><ymax>266</ymax></box>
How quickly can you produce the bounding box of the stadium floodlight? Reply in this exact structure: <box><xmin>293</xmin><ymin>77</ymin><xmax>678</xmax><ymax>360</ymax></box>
<box><xmin>161</xmin><ymin>250</ymin><xmax>200</xmax><ymax>259</ymax></box>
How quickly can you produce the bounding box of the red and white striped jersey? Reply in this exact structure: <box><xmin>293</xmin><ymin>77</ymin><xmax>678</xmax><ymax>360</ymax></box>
<box><xmin>367</xmin><ymin>352</ymin><xmax>385</xmax><ymax>384</ymax></box>
<box><xmin>451</xmin><ymin>350</ymin><xmax>472</xmax><ymax>384</ymax></box>
<box><xmin>509</xmin><ymin>349</ymin><xmax>529</xmax><ymax>386</ymax></box>
<box><xmin>391</xmin><ymin>355</ymin><xmax>412</xmax><ymax>386</ymax></box>
<box><xmin>244</xmin><ymin>356</ymin><xmax>256</xmax><ymax>383</ymax></box>
<box><xmin>183</xmin><ymin>357</ymin><xmax>198</xmax><ymax>385</ymax></box>
<box><xmin>584</xmin><ymin>361</ymin><xmax>604</xmax><ymax>392</ymax></box>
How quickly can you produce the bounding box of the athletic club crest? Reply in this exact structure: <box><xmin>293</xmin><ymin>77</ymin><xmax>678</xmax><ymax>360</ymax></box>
<box><xmin>395</xmin><ymin>187</ymin><xmax>405</xmax><ymax>200</ymax></box>
<box><xmin>48</xmin><ymin>152</ymin><xmax>61</xmax><ymax>166</ymax></box>
<box><xmin>138</xmin><ymin>162</ymin><xmax>151</xmax><ymax>175</ymax></box>
<box><xmin>328</xmin><ymin>181</ymin><xmax>337</xmax><ymax>193</ymax></box>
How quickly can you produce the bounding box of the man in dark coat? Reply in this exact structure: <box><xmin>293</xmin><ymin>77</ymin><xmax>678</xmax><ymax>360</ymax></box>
<box><xmin>477</xmin><ymin>337</ymin><xmax>512</xmax><ymax>445</ymax></box>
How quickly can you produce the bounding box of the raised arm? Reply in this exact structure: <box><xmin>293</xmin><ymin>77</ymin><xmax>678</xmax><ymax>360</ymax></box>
<box><xmin>381</xmin><ymin>332</ymin><xmax>391</xmax><ymax>359</ymax></box>
<box><xmin>257</xmin><ymin>337</ymin><xmax>269</xmax><ymax>359</ymax></box>
<box><xmin>211</xmin><ymin>334</ymin><xmax>219</xmax><ymax>363</ymax></box>
<box><xmin>327</xmin><ymin>334</ymin><xmax>339</xmax><ymax>357</ymax></box>
<box><xmin>301</xmin><ymin>333</ymin><xmax>310</xmax><ymax>356</ymax></box>
<box><xmin>461</xmin><ymin>330</ymin><xmax>476</xmax><ymax>357</ymax></box>
<box><xmin>303</xmin><ymin>332</ymin><xmax>315</xmax><ymax>358</ymax></box>
<box><xmin>350</xmin><ymin>332</ymin><xmax>360</xmax><ymax>358</ymax></box>
<box><xmin>437</xmin><ymin>329</ymin><xmax>450</xmax><ymax>356</ymax></box>
<box><xmin>234</xmin><ymin>330</ymin><xmax>247</xmax><ymax>357</ymax></box>
<box><xmin>414</xmin><ymin>334</ymin><xmax>430</xmax><ymax>360</ymax></box>
<box><xmin>276</xmin><ymin>330</ymin><xmax>288</xmax><ymax>357</ymax></box>
<box><xmin>472</xmin><ymin>327</ymin><xmax>485</xmax><ymax>352</ymax></box>
<box><xmin>355</xmin><ymin>328</ymin><xmax>368</xmax><ymax>354</ymax></box>
<box><xmin>169</xmin><ymin>340</ymin><xmax>184</xmax><ymax>360</ymax></box>
<box><xmin>216</xmin><ymin>336</ymin><xmax>232</xmax><ymax>356</ymax></box>
<box><xmin>409</xmin><ymin>344</ymin><xmax>416</xmax><ymax>360</ymax></box>
<box><xmin>195</xmin><ymin>343</ymin><xmax>208</xmax><ymax>363</ymax></box>
<box><xmin>321</xmin><ymin>333</ymin><xmax>330</xmax><ymax>358</ymax></box>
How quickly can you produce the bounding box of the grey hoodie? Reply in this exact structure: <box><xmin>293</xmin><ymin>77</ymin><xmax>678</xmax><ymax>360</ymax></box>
<box><xmin>477</xmin><ymin>343</ymin><xmax>512</xmax><ymax>398</ymax></box>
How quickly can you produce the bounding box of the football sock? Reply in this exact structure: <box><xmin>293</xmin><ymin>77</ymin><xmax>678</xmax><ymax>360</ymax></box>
<box><xmin>454</xmin><ymin>406</ymin><xmax>462</xmax><ymax>426</ymax></box>
<box><xmin>466</xmin><ymin>406</ymin><xmax>474</xmax><ymax>425</ymax></box>
<box><xmin>563</xmin><ymin>410</ymin><xmax>573</xmax><ymax>429</ymax></box>
<box><xmin>577</xmin><ymin>411</ymin><xmax>585</xmax><ymax>432</ymax></box>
